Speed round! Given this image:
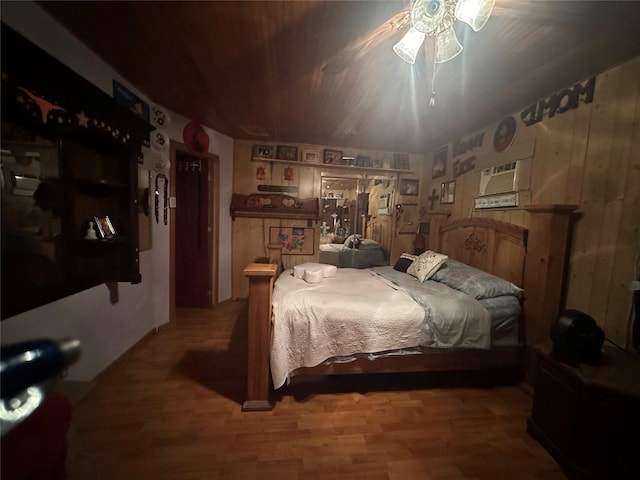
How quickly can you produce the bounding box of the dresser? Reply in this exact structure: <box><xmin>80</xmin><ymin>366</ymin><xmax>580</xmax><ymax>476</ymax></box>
<box><xmin>527</xmin><ymin>342</ymin><xmax>640</xmax><ymax>479</ymax></box>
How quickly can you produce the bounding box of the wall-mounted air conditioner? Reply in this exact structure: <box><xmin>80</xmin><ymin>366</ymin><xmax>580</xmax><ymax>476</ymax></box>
<box><xmin>478</xmin><ymin>160</ymin><xmax>527</xmax><ymax>196</ymax></box>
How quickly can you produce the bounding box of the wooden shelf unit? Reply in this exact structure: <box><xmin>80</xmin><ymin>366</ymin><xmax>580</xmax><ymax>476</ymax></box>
<box><xmin>251</xmin><ymin>157</ymin><xmax>414</xmax><ymax>175</ymax></box>
<box><xmin>1</xmin><ymin>24</ymin><xmax>152</xmax><ymax>319</ymax></box>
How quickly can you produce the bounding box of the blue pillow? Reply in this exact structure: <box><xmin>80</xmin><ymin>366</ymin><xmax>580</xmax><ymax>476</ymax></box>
<box><xmin>430</xmin><ymin>259</ymin><xmax>523</xmax><ymax>299</ymax></box>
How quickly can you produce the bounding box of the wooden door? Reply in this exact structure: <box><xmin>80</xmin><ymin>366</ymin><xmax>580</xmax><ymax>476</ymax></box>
<box><xmin>175</xmin><ymin>152</ymin><xmax>210</xmax><ymax>307</ymax></box>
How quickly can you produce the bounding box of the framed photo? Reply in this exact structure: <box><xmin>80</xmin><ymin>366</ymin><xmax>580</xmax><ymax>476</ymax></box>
<box><xmin>301</xmin><ymin>149</ymin><xmax>320</xmax><ymax>163</ymax></box>
<box><xmin>94</xmin><ymin>215</ymin><xmax>115</xmax><ymax>238</ymax></box>
<box><xmin>269</xmin><ymin>227</ymin><xmax>314</xmax><ymax>255</ymax></box>
<box><xmin>371</xmin><ymin>157</ymin><xmax>381</xmax><ymax>168</ymax></box>
<box><xmin>276</xmin><ymin>145</ymin><xmax>298</xmax><ymax>161</ymax></box>
<box><xmin>392</xmin><ymin>153</ymin><xmax>410</xmax><ymax>170</ymax></box>
<box><xmin>398</xmin><ymin>204</ymin><xmax>419</xmax><ymax>234</ymax></box>
<box><xmin>252</xmin><ymin>144</ymin><xmax>274</xmax><ymax>159</ymax></box>
<box><xmin>440</xmin><ymin>181</ymin><xmax>456</xmax><ymax>204</ymax></box>
<box><xmin>356</xmin><ymin>155</ymin><xmax>371</xmax><ymax>168</ymax></box>
<box><xmin>432</xmin><ymin>146</ymin><xmax>448</xmax><ymax>178</ymax></box>
<box><xmin>399</xmin><ymin>178</ymin><xmax>419</xmax><ymax>196</ymax></box>
<box><xmin>323</xmin><ymin>149</ymin><xmax>343</xmax><ymax>164</ymax></box>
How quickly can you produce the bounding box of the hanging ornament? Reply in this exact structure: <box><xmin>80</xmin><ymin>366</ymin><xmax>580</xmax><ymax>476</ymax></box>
<box><xmin>283</xmin><ymin>166</ymin><xmax>294</xmax><ymax>181</ymax></box>
<box><xmin>182</xmin><ymin>121</ymin><xmax>209</xmax><ymax>156</ymax></box>
<box><xmin>256</xmin><ymin>166</ymin><xmax>266</xmax><ymax>181</ymax></box>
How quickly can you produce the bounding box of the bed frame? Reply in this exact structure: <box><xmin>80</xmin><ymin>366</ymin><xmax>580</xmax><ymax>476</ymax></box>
<box><xmin>242</xmin><ymin>204</ymin><xmax>577</xmax><ymax>411</ymax></box>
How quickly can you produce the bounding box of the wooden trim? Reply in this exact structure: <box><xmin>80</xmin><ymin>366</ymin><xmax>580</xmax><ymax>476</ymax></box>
<box><xmin>170</xmin><ymin>142</ymin><xmax>177</xmax><ymax>323</ymax></box>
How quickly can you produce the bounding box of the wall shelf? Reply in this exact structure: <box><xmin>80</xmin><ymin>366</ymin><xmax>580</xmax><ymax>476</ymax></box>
<box><xmin>230</xmin><ymin>193</ymin><xmax>319</xmax><ymax>221</ymax></box>
<box><xmin>251</xmin><ymin>157</ymin><xmax>414</xmax><ymax>175</ymax></box>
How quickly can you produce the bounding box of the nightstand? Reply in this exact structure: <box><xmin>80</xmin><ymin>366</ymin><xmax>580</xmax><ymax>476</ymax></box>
<box><xmin>527</xmin><ymin>342</ymin><xmax>640</xmax><ymax>479</ymax></box>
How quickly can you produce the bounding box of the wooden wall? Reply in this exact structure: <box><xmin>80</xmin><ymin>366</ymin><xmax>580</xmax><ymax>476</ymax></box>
<box><xmin>231</xmin><ymin>142</ymin><xmax>425</xmax><ymax>298</ymax></box>
<box><xmin>424</xmin><ymin>56</ymin><xmax>640</xmax><ymax>348</ymax></box>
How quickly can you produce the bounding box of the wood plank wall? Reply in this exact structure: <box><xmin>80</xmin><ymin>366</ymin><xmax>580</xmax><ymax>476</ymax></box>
<box><xmin>231</xmin><ymin>142</ymin><xmax>424</xmax><ymax>299</ymax></box>
<box><xmin>425</xmin><ymin>56</ymin><xmax>640</xmax><ymax>348</ymax></box>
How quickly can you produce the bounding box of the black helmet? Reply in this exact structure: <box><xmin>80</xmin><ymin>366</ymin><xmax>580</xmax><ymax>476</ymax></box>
<box><xmin>550</xmin><ymin>309</ymin><xmax>605</xmax><ymax>366</ymax></box>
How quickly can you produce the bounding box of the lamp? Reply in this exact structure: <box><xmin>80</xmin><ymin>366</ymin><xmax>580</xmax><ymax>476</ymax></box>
<box><xmin>393</xmin><ymin>0</ymin><xmax>495</xmax><ymax>65</ymax></box>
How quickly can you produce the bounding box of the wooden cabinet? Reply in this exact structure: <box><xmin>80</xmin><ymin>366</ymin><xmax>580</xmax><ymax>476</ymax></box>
<box><xmin>527</xmin><ymin>343</ymin><xmax>640</xmax><ymax>479</ymax></box>
<box><xmin>1</xmin><ymin>24</ymin><xmax>152</xmax><ymax>319</ymax></box>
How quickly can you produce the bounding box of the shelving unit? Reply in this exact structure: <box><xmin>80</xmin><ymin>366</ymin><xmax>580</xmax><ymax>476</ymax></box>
<box><xmin>1</xmin><ymin>24</ymin><xmax>153</xmax><ymax>319</ymax></box>
<box><xmin>251</xmin><ymin>156</ymin><xmax>415</xmax><ymax>175</ymax></box>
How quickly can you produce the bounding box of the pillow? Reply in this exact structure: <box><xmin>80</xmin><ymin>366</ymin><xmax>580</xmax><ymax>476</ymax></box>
<box><xmin>393</xmin><ymin>253</ymin><xmax>418</xmax><ymax>273</ymax></box>
<box><xmin>358</xmin><ymin>239</ymin><xmax>382</xmax><ymax>250</ymax></box>
<box><xmin>407</xmin><ymin>250</ymin><xmax>448</xmax><ymax>282</ymax></box>
<box><xmin>343</xmin><ymin>234</ymin><xmax>361</xmax><ymax>248</ymax></box>
<box><xmin>430</xmin><ymin>259</ymin><xmax>523</xmax><ymax>299</ymax></box>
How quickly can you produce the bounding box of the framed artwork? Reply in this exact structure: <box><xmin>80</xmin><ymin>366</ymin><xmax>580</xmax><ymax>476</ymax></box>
<box><xmin>371</xmin><ymin>158</ymin><xmax>381</xmax><ymax>168</ymax></box>
<box><xmin>301</xmin><ymin>149</ymin><xmax>320</xmax><ymax>163</ymax></box>
<box><xmin>323</xmin><ymin>149</ymin><xmax>343</xmax><ymax>164</ymax></box>
<box><xmin>276</xmin><ymin>145</ymin><xmax>298</xmax><ymax>161</ymax></box>
<box><xmin>94</xmin><ymin>215</ymin><xmax>115</xmax><ymax>238</ymax></box>
<box><xmin>269</xmin><ymin>227</ymin><xmax>314</xmax><ymax>255</ymax></box>
<box><xmin>252</xmin><ymin>144</ymin><xmax>274</xmax><ymax>159</ymax></box>
<box><xmin>432</xmin><ymin>146</ymin><xmax>448</xmax><ymax>178</ymax></box>
<box><xmin>392</xmin><ymin>153</ymin><xmax>410</xmax><ymax>170</ymax></box>
<box><xmin>440</xmin><ymin>181</ymin><xmax>456</xmax><ymax>204</ymax></box>
<box><xmin>398</xmin><ymin>204</ymin><xmax>419</xmax><ymax>234</ymax></box>
<box><xmin>356</xmin><ymin>155</ymin><xmax>371</xmax><ymax>167</ymax></box>
<box><xmin>113</xmin><ymin>80</ymin><xmax>150</xmax><ymax>148</ymax></box>
<box><xmin>399</xmin><ymin>178</ymin><xmax>419</xmax><ymax>196</ymax></box>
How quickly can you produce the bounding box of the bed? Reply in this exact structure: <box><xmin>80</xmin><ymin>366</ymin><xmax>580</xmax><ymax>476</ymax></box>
<box><xmin>318</xmin><ymin>236</ymin><xmax>387</xmax><ymax>269</ymax></box>
<box><xmin>242</xmin><ymin>205</ymin><xmax>578</xmax><ymax>411</ymax></box>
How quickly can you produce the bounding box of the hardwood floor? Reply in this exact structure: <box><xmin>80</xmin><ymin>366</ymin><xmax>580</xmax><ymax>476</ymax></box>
<box><xmin>66</xmin><ymin>301</ymin><xmax>565</xmax><ymax>480</ymax></box>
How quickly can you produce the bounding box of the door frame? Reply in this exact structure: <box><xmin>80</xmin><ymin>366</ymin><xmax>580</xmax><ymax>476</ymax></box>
<box><xmin>169</xmin><ymin>141</ymin><xmax>219</xmax><ymax>321</ymax></box>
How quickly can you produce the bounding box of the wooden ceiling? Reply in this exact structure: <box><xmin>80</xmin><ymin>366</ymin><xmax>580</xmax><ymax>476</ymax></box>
<box><xmin>38</xmin><ymin>1</ymin><xmax>640</xmax><ymax>154</ymax></box>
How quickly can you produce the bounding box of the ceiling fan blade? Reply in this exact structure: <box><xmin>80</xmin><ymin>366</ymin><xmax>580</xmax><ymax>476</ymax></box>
<box><xmin>323</xmin><ymin>8</ymin><xmax>410</xmax><ymax>74</ymax></box>
<box><xmin>435</xmin><ymin>27</ymin><xmax>462</xmax><ymax>63</ymax></box>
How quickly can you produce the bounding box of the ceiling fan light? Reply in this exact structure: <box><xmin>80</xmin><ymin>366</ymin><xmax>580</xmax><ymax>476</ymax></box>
<box><xmin>435</xmin><ymin>27</ymin><xmax>463</xmax><ymax>63</ymax></box>
<box><xmin>455</xmin><ymin>0</ymin><xmax>495</xmax><ymax>32</ymax></box>
<box><xmin>393</xmin><ymin>26</ymin><xmax>426</xmax><ymax>64</ymax></box>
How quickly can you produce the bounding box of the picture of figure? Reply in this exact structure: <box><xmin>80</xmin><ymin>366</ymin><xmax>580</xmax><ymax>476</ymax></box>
<box><xmin>493</xmin><ymin>115</ymin><xmax>517</xmax><ymax>153</ymax></box>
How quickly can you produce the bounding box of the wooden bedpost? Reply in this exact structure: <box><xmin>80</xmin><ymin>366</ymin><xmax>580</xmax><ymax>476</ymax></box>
<box><xmin>242</xmin><ymin>262</ymin><xmax>278</xmax><ymax>411</ymax></box>
<box><xmin>523</xmin><ymin>204</ymin><xmax>578</xmax><ymax>348</ymax></box>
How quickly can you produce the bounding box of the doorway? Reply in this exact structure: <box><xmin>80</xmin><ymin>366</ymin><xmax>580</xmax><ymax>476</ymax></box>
<box><xmin>170</xmin><ymin>143</ymin><xmax>218</xmax><ymax>312</ymax></box>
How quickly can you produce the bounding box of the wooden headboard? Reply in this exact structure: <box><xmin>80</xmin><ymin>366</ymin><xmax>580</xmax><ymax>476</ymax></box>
<box><xmin>430</xmin><ymin>215</ymin><xmax>527</xmax><ymax>287</ymax></box>
<box><xmin>428</xmin><ymin>206</ymin><xmax>578</xmax><ymax>347</ymax></box>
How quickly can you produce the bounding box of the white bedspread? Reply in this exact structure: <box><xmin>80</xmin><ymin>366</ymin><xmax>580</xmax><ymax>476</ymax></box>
<box><xmin>270</xmin><ymin>268</ymin><xmax>491</xmax><ymax>388</ymax></box>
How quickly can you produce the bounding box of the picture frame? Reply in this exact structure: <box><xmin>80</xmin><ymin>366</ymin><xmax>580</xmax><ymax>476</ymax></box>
<box><xmin>323</xmin><ymin>149</ymin><xmax>343</xmax><ymax>165</ymax></box>
<box><xmin>356</xmin><ymin>155</ymin><xmax>371</xmax><ymax>167</ymax></box>
<box><xmin>432</xmin><ymin>146</ymin><xmax>448</xmax><ymax>178</ymax></box>
<box><xmin>301</xmin><ymin>149</ymin><xmax>320</xmax><ymax>163</ymax></box>
<box><xmin>252</xmin><ymin>144</ymin><xmax>274</xmax><ymax>159</ymax></box>
<box><xmin>440</xmin><ymin>181</ymin><xmax>456</xmax><ymax>204</ymax></box>
<box><xmin>392</xmin><ymin>153</ymin><xmax>410</xmax><ymax>170</ymax></box>
<box><xmin>371</xmin><ymin>157</ymin><xmax>381</xmax><ymax>168</ymax></box>
<box><xmin>341</xmin><ymin>156</ymin><xmax>355</xmax><ymax>166</ymax></box>
<box><xmin>398</xmin><ymin>204</ymin><xmax>419</xmax><ymax>234</ymax></box>
<box><xmin>94</xmin><ymin>215</ymin><xmax>115</xmax><ymax>238</ymax></box>
<box><xmin>399</xmin><ymin>178</ymin><xmax>419</xmax><ymax>196</ymax></box>
<box><xmin>276</xmin><ymin>145</ymin><xmax>298</xmax><ymax>161</ymax></box>
<box><xmin>269</xmin><ymin>226</ymin><xmax>315</xmax><ymax>255</ymax></box>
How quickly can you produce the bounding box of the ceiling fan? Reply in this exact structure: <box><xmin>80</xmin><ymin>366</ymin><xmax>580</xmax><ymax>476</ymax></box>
<box><xmin>322</xmin><ymin>0</ymin><xmax>494</xmax><ymax>74</ymax></box>
<box><xmin>393</xmin><ymin>0</ymin><xmax>495</xmax><ymax>64</ymax></box>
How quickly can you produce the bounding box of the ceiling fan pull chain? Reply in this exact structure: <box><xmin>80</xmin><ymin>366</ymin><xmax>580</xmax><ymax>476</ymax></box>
<box><xmin>429</xmin><ymin>52</ymin><xmax>437</xmax><ymax>107</ymax></box>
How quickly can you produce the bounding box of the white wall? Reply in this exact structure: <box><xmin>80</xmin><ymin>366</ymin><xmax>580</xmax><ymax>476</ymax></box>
<box><xmin>0</xmin><ymin>2</ymin><xmax>234</xmax><ymax>380</ymax></box>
